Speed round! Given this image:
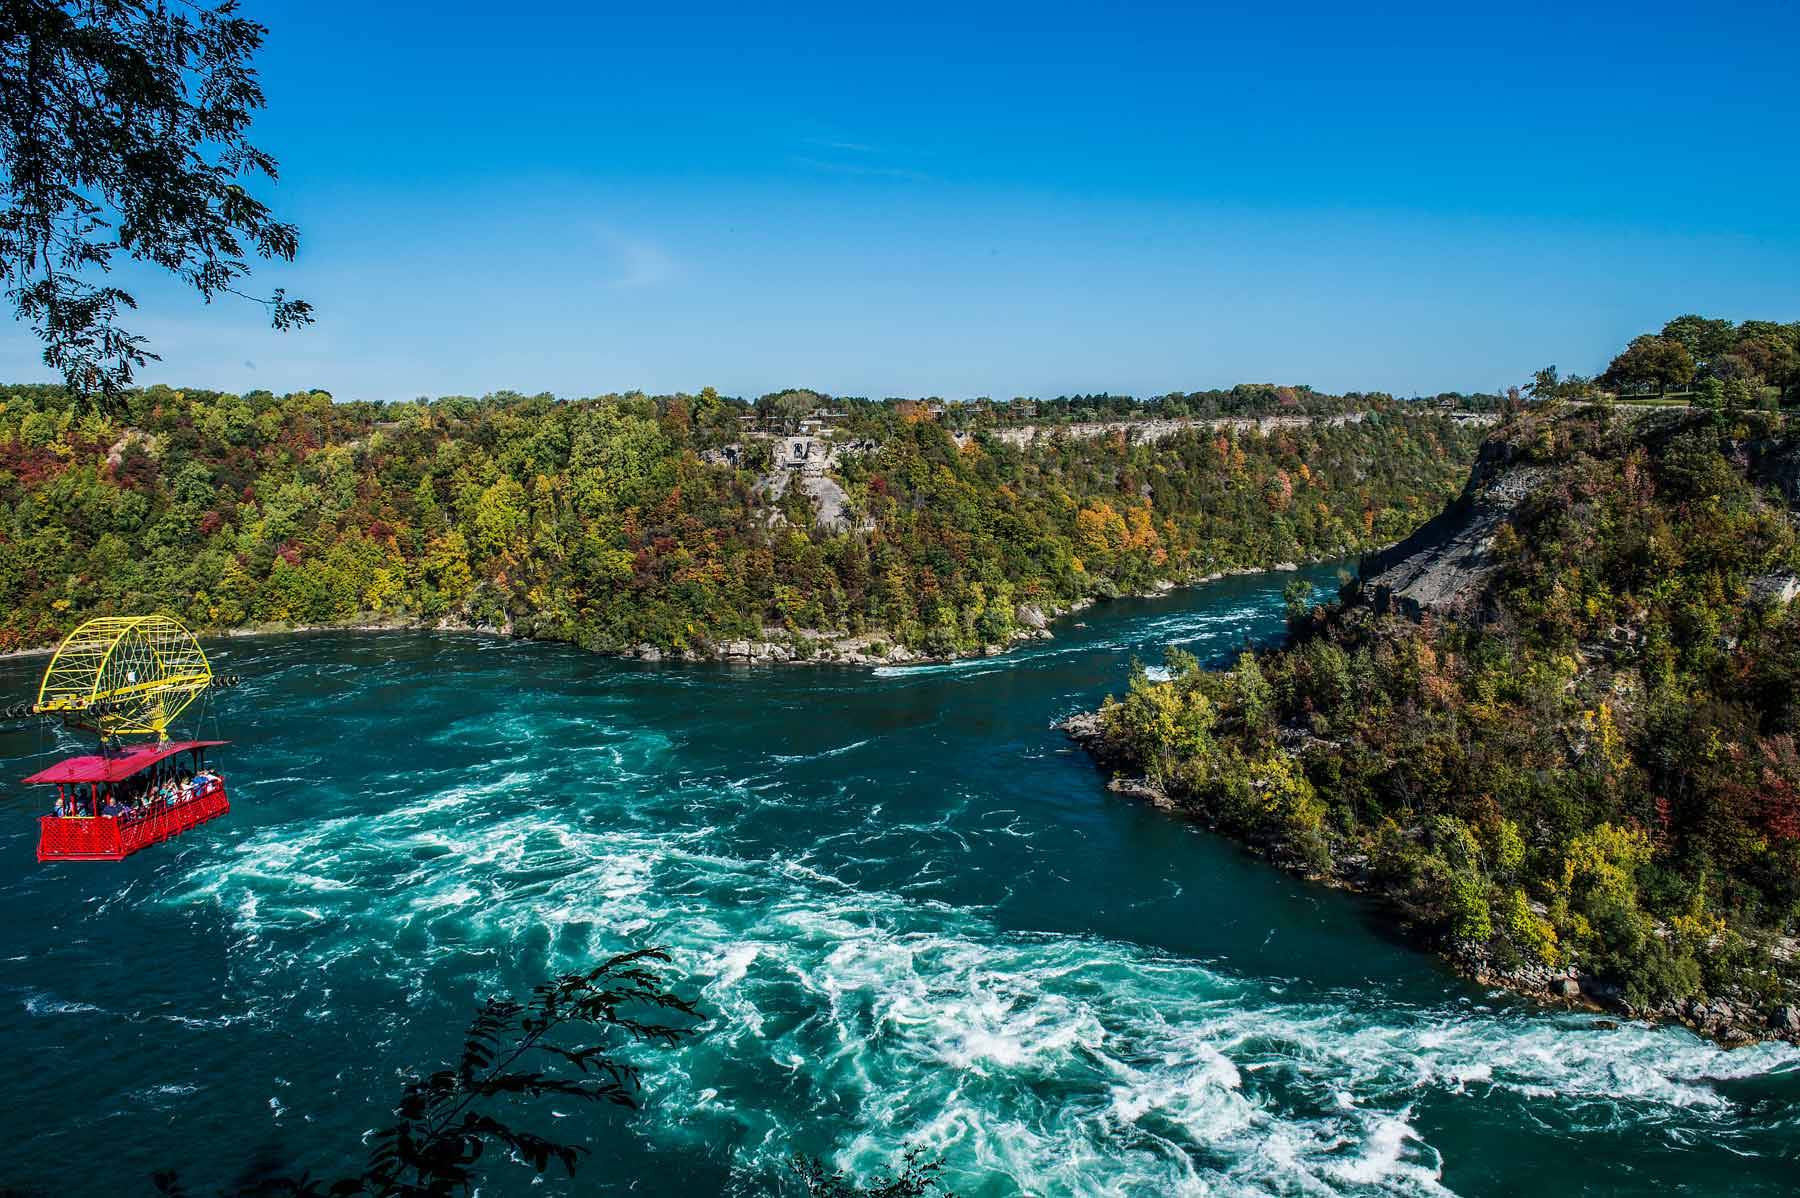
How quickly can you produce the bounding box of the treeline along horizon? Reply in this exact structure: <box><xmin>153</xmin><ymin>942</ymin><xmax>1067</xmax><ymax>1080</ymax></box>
<box><xmin>0</xmin><ymin>382</ymin><xmax>1483</xmax><ymax>655</ymax></box>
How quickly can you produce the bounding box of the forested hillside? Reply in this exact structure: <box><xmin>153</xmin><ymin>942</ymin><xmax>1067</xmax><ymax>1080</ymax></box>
<box><xmin>0</xmin><ymin>384</ymin><xmax>1482</xmax><ymax>658</ymax></box>
<box><xmin>1082</xmin><ymin>400</ymin><xmax>1800</xmax><ymax>1039</ymax></box>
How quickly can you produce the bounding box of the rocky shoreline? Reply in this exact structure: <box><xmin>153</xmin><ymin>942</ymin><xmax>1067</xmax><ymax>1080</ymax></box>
<box><xmin>1056</xmin><ymin>710</ymin><xmax>1800</xmax><ymax>1048</ymax></box>
<box><xmin>611</xmin><ymin>561</ymin><xmax>1319</xmax><ymax>667</ymax></box>
<box><xmin>1</xmin><ymin>560</ymin><xmax>1329</xmax><ymax>669</ymax></box>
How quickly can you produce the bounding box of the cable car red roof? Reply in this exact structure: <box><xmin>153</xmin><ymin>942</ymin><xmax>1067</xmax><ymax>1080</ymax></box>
<box><xmin>21</xmin><ymin>740</ymin><xmax>227</xmax><ymax>786</ymax></box>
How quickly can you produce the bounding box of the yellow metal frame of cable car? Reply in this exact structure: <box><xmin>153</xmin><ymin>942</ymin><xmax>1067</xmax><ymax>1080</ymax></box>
<box><xmin>32</xmin><ymin>615</ymin><xmax>213</xmax><ymax>741</ymax></box>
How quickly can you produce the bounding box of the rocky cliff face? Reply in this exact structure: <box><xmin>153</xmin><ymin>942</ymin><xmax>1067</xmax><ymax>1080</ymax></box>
<box><xmin>1356</xmin><ymin>436</ymin><xmax>1545</xmax><ymax>618</ymax></box>
<box><xmin>1749</xmin><ymin>435</ymin><xmax>1800</xmax><ymax>505</ymax></box>
<box><xmin>1362</xmin><ymin>412</ymin><xmax>1800</xmax><ymax>621</ymax></box>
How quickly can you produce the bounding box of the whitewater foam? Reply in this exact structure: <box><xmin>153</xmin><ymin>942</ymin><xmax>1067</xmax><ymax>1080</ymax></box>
<box><xmin>164</xmin><ymin>773</ymin><xmax>1800</xmax><ymax>1196</ymax></box>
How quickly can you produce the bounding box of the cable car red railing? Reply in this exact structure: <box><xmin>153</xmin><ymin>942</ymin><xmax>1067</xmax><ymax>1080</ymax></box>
<box><xmin>24</xmin><ymin>740</ymin><xmax>230</xmax><ymax>862</ymax></box>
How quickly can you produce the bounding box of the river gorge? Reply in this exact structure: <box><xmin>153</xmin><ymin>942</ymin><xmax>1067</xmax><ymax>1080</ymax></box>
<box><xmin>2</xmin><ymin>564</ymin><xmax>1795</xmax><ymax>1196</ymax></box>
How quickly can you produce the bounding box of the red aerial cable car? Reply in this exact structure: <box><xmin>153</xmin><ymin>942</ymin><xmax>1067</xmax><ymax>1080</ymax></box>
<box><xmin>17</xmin><ymin>616</ymin><xmax>238</xmax><ymax>862</ymax></box>
<box><xmin>25</xmin><ymin>740</ymin><xmax>231</xmax><ymax>861</ymax></box>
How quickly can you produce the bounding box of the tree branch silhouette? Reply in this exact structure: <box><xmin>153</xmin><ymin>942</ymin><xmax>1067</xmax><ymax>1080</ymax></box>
<box><xmin>1</xmin><ymin>1</ymin><xmax>311</xmax><ymax>409</ymax></box>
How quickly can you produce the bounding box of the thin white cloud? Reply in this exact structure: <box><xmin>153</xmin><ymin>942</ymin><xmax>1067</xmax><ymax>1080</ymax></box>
<box><xmin>807</xmin><ymin>138</ymin><xmax>878</xmax><ymax>153</ymax></box>
<box><xmin>792</xmin><ymin>156</ymin><xmax>929</xmax><ymax>182</ymax></box>
<box><xmin>595</xmin><ymin>230</ymin><xmax>678</xmax><ymax>289</ymax></box>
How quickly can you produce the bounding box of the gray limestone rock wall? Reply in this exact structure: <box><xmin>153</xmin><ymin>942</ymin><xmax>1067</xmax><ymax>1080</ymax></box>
<box><xmin>979</xmin><ymin>411</ymin><xmax>1378</xmax><ymax>449</ymax></box>
<box><xmin>1359</xmin><ymin>438</ymin><xmax>1545</xmax><ymax>619</ymax></box>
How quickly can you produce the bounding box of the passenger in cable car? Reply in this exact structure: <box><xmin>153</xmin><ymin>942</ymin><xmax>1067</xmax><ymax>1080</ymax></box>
<box><xmin>55</xmin><ymin>784</ymin><xmax>91</xmax><ymax>817</ymax></box>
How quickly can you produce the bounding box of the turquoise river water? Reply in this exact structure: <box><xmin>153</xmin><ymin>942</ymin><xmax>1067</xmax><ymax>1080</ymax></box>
<box><xmin>1</xmin><ymin>564</ymin><xmax>1796</xmax><ymax>1196</ymax></box>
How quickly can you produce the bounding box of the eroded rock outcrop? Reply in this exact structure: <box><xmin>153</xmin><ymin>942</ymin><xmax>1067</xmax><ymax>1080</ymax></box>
<box><xmin>1359</xmin><ymin>437</ymin><xmax>1546</xmax><ymax>618</ymax></box>
<box><xmin>1749</xmin><ymin>436</ymin><xmax>1800</xmax><ymax>505</ymax></box>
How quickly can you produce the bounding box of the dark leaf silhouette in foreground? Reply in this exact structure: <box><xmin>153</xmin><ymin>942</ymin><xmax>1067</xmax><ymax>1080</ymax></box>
<box><xmin>357</xmin><ymin>948</ymin><xmax>697</xmax><ymax>1196</ymax></box>
<box><xmin>187</xmin><ymin>947</ymin><xmax>700</xmax><ymax>1197</ymax></box>
<box><xmin>0</xmin><ymin>1</ymin><xmax>311</xmax><ymax>407</ymax></box>
<box><xmin>134</xmin><ymin>949</ymin><xmax>954</xmax><ymax>1197</ymax></box>
<box><xmin>792</xmin><ymin>1147</ymin><xmax>954</xmax><ymax>1197</ymax></box>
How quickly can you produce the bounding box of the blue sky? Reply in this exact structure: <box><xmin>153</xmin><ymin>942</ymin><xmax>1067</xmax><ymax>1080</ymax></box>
<box><xmin>3</xmin><ymin>0</ymin><xmax>1795</xmax><ymax>401</ymax></box>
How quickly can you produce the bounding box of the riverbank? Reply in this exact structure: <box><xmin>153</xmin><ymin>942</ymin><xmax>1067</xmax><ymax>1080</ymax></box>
<box><xmin>2</xmin><ymin>560</ymin><xmax>1342</xmax><ymax>669</ymax></box>
<box><xmin>0</xmin><ymin>612</ymin><xmax>481</xmax><ymax>663</ymax></box>
<box><xmin>613</xmin><ymin>560</ymin><xmax>1329</xmax><ymax>667</ymax></box>
<box><xmin>1057</xmin><ymin>709</ymin><xmax>1800</xmax><ymax>1048</ymax></box>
